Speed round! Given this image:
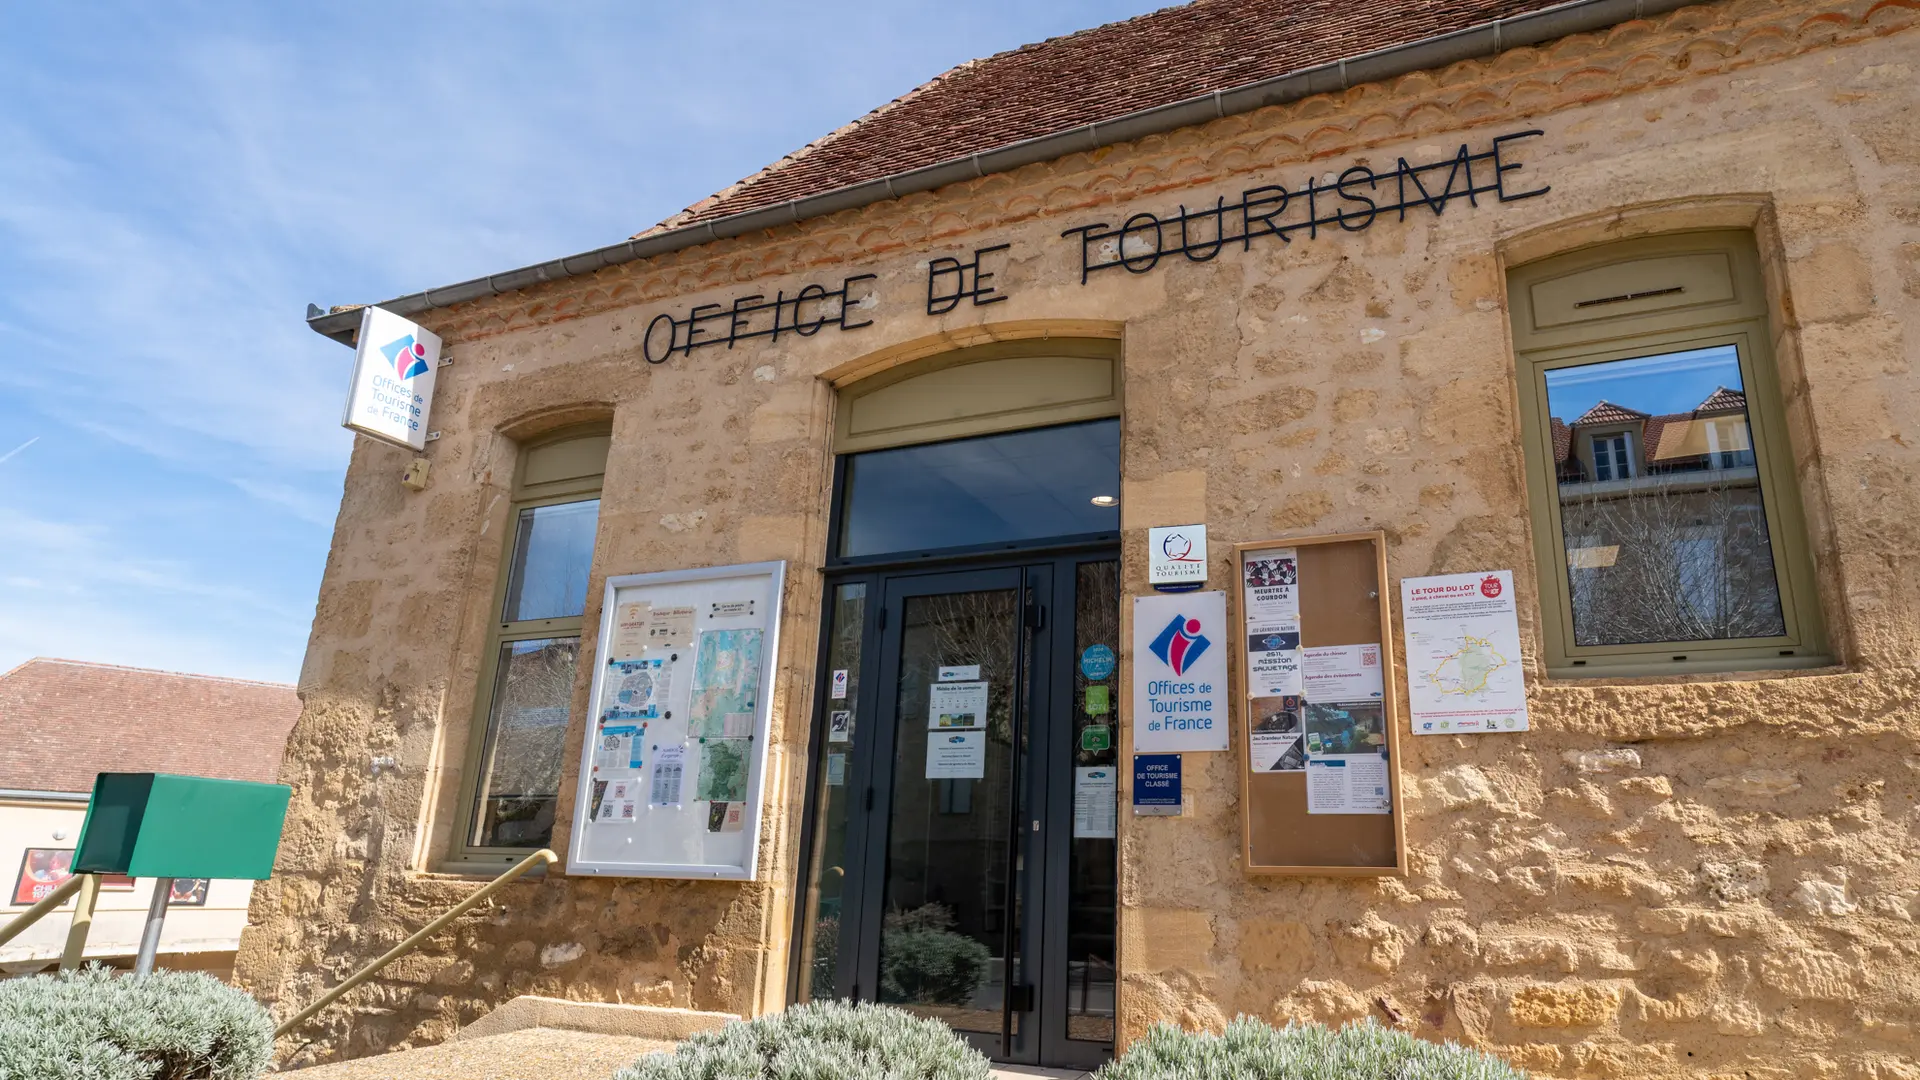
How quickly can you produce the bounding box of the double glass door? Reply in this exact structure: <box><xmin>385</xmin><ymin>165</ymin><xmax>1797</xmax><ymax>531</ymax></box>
<box><xmin>796</xmin><ymin>554</ymin><xmax>1119</xmax><ymax>1069</ymax></box>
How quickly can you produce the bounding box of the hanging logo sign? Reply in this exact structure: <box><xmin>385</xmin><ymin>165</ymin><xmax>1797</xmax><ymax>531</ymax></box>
<box><xmin>342</xmin><ymin>306</ymin><xmax>441</xmax><ymax>451</ymax></box>
<box><xmin>1148</xmin><ymin>524</ymin><xmax>1208</xmax><ymax>591</ymax></box>
<box><xmin>1131</xmin><ymin>591</ymin><xmax>1228</xmax><ymax>752</ymax></box>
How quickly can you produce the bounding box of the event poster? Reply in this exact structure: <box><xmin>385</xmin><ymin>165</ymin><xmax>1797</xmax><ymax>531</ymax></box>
<box><xmin>649</xmin><ymin>746</ymin><xmax>685</xmax><ymax>806</ymax></box>
<box><xmin>647</xmin><ymin>606</ymin><xmax>696</xmax><ymax>647</ymax></box>
<box><xmin>1303</xmin><ymin>701</ymin><xmax>1391</xmax><ymax>814</ymax></box>
<box><xmin>1242</xmin><ymin>550</ymin><xmax>1300</xmax><ymax>628</ymax></box>
<box><xmin>1302</xmin><ymin>644</ymin><xmax>1383</xmax><ymax>701</ymax></box>
<box><xmin>594</xmin><ymin>724</ymin><xmax>644</xmax><ymax>776</ymax></box>
<box><xmin>1247</xmin><ymin>626</ymin><xmax>1303</xmax><ymax>696</ymax></box>
<box><xmin>1400</xmin><ymin>571</ymin><xmax>1530</xmax><ymax>734</ymax></box>
<box><xmin>1247</xmin><ymin>695</ymin><xmax>1305</xmax><ymax>771</ymax></box>
<box><xmin>928</xmin><ymin>680</ymin><xmax>989</xmax><ymax>729</ymax></box>
<box><xmin>609</xmin><ymin>601</ymin><xmax>652</xmax><ymax>661</ymax></box>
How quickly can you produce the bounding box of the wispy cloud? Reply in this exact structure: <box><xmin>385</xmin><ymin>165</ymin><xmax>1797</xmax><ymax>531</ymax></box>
<box><xmin>0</xmin><ymin>2</ymin><xmax>1162</xmax><ymax>681</ymax></box>
<box><xmin>0</xmin><ymin>437</ymin><xmax>37</xmax><ymax>466</ymax></box>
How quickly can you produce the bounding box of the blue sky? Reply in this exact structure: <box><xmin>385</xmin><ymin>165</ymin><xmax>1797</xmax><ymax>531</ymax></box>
<box><xmin>0</xmin><ymin>1</ymin><xmax>1162</xmax><ymax>683</ymax></box>
<box><xmin>1544</xmin><ymin>346</ymin><xmax>1745</xmax><ymax>422</ymax></box>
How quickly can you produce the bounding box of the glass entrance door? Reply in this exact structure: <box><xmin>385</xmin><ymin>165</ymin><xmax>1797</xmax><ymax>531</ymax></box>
<box><xmin>796</xmin><ymin>555</ymin><xmax>1119</xmax><ymax>1070</ymax></box>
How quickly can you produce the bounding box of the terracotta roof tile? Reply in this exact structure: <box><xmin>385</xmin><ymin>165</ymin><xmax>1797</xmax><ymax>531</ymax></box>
<box><xmin>647</xmin><ymin>0</ymin><xmax>1578</xmax><ymax>234</ymax></box>
<box><xmin>0</xmin><ymin>658</ymin><xmax>300</xmax><ymax>794</ymax></box>
<box><xmin>1572</xmin><ymin>400</ymin><xmax>1651</xmax><ymax>427</ymax></box>
<box><xmin>1642</xmin><ymin>413</ymin><xmax>1689</xmax><ymax>466</ymax></box>
<box><xmin>1550</xmin><ymin>417</ymin><xmax>1572</xmax><ymax>464</ymax></box>
<box><xmin>1695</xmin><ymin>385</ymin><xmax>1746</xmax><ymax>413</ymax></box>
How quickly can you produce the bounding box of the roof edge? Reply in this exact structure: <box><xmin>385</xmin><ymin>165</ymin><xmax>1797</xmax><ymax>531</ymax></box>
<box><xmin>3</xmin><ymin>656</ymin><xmax>297</xmax><ymax>690</ymax></box>
<box><xmin>307</xmin><ymin>0</ymin><xmax>1685</xmax><ymax>346</ymax></box>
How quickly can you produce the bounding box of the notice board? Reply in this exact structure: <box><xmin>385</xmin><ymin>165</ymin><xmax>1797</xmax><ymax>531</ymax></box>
<box><xmin>1233</xmin><ymin>532</ymin><xmax>1407</xmax><ymax>875</ymax></box>
<box><xmin>566</xmin><ymin>561</ymin><xmax>785</xmax><ymax>880</ymax></box>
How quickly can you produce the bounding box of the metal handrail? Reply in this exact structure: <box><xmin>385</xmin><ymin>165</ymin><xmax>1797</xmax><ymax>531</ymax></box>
<box><xmin>273</xmin><ymin>848</ymin><xmax>556</xmax><ymax>1040</ymax></box>
<box><xmin>0</xmin><ymin>875</ymin><xmax>86</xmax><ymax>949</ymax></box>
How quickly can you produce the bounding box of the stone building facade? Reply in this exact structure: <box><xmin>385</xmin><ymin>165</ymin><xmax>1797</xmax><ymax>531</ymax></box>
<box><xmin>238</xmin><ymin>0</ymin><xmax>1920</xmax><ymax>1076</ymax></box>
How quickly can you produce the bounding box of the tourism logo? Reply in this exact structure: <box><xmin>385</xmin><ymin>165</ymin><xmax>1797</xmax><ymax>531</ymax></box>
<box><xmin>1149</xmin><ymin>613</ymin><xmax>1211</xmax><ymax>676</ymax></box>
<box><xmin>381</xmin><ymin>334</ymin><xmax>431</xmax><ymax>380</ymax></box>
<box><xmin>1159</xmin><ymin>531</ymin><xmax>1202</xmax><ymax>564</ymax></box>
<box><xmin>1479</xmin><ymin>574</ymin><xmax>1503</xmax><ymax>599</ymax></box>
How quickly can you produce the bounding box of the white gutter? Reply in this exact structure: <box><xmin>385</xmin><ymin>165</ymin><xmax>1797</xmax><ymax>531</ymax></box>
<box><xmin>0</xmin><ymin>788</ymin><xmax>89</xmax><ymax>803</ymax></box>
<box><xmin>306</xmin><ymin>0</ymin><xmax>1691</xmax><ymax>346</ymax></box>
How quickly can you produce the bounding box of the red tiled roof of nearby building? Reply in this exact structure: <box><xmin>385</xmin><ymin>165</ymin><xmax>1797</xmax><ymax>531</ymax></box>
<box><xmin>0</xmin><ymin>658</ymin><xmax>301</xmax><ymax>795</ymax></box>
<box><xmin>1572</xmin><ymin>400</ymin><xmax>1651</xmax><ymax>427</ymax></box>
<box><xmin>1695</xmin><ymin>386</ymin><xmax>1746</xmax><ymax>413</ymax></box>
<box><xmin>646</xmin><ymin>0</ymin><xmax>1576</xmax><ymax>234</ymax></box>
<box><xmin>1550</xmin><ymin>417</ymin><xmax>1572</xmax><ymax>464</ymax></box>
<box><xmin>1642</xmin><ymin>413</ymin><xmax>1688</xmax><ymax>466</ymax></box>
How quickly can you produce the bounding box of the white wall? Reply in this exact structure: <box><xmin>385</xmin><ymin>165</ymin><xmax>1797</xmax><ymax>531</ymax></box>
<box><xmin>0</xmin><ymin>799</ymin><xmax>254</xmax><ymax>974</ymax></box>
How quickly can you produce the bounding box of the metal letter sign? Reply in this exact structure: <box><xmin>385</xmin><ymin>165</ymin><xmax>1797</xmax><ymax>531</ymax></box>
<box><xmin>1061</xmin><ymin>131</ymin><xmax>1549</xmax><ymax>283</ymax></box>
<box><xmin>642</xmin><ymin>276</ymin><xmax>875</xmax><ymax>364</ymax></box>
<box><xmin>1133</xmin><ymin>754</ymin><xmax>1182</xmax><ymax>816</ymax></box>
<box><xmin>927</xmin><ymin>244</ymin><xmax>1011</xmax><ymax>315</ymax></box>
<box><xmin>1131</xmin><ymin>591</ymin><xmax>1229</xmax><ymax>752</ymax></box>
<box><xmin>342</xmin><ymin>305</ymin><xmax>441</xmax><ymax>451</ymax></box>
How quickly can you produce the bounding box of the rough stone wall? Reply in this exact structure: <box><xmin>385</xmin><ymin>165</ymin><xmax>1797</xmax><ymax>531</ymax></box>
<box><xmin>238</xmin><ymin>0</ymin><xmax>1920</xmax><ymax>1074</ymax></box>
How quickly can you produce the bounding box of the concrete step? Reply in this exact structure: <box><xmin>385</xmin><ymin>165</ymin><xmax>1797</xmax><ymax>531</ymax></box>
<box><xmin>279</xmin><ymin>996</ymin><xmax>1096</xmax><ymax>1080</ymax></box>
<box><xmin>281</xmin><ymin>1027</ymin><xmax>673</xmax><ymax>1080</ymax></box>
<box><xmin>281</xmin><ymin>996</ymin><xmax>733</xmax><ymax>1079</ymax></box>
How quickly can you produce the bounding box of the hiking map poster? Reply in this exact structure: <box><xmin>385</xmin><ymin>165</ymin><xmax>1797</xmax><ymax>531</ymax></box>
<box><xmin>567</xmin><ymin>561</ymin><xmax>785</xmax><ymax>881</ymax></box>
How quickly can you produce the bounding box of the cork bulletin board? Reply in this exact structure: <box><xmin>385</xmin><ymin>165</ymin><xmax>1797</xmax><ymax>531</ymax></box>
<box><xmin>1234</xmin><ymin>531</ymin><xmax>1408</xmax><ymax>875</ymax></box>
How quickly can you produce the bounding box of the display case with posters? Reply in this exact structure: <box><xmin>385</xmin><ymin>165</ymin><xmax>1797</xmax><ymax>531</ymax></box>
<box><xmin>566</xmin><ymin>561</ymin><xmax>785</xmax><ymax>880</ymax></box>
<box><xmin>1233</xmin><ymin>532</ymin><xmax>1408</xmax><ymax>875</ymax></box>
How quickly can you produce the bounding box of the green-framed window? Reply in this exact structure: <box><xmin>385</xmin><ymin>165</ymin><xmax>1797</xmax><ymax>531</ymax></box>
<box><xmin>449</xmin><ymin>428</ymin><xmax>610</xmax><ymax>865</ymax></box>
<box><xmin>1508</xmin><ymin>231</ymin><xmax>1826</xmax><ymax>678</ymax></box>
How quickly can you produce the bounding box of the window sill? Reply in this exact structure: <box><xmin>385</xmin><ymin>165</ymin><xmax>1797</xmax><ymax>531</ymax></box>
<box><xmin>420</xmin><ymin>858</ymin><xmax>552</xmax><ymax>881</ymax></box>
<box><xmin>1544</xmin><ymin>654</ymin><xmax>1838</xmax><ymax>684</ymax></box>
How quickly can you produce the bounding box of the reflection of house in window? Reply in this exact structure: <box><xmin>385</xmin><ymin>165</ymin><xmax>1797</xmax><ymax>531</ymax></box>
<box><xmin>1549</xmin><ymin>387</ymin><xmax>1755</xmax><ymax>487</ymax></box>
<box><xmin>1547</xmin><ymin>386</ymin><xmax>1783</xmax><ymax>645</ymax></box>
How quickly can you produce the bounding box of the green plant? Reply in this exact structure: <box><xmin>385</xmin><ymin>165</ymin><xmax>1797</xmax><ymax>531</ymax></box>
<box><xmin>808</xmin><ymin>915</ymin><xmax>839</xmax><ymax>996</ymax></box>
<box><xmin>614</xmin><ymin>999</ymin><xmax>989</xmax><ymax>1080</ymax></box>
<box><xmin>1095</xmin><ymin>1017</ymin><xmax>1527</xmax><ymax>1080</ymax></box>
<box><xmin>0</xmin><ymin>966</ymin><xmax>274</xmax><ymax>1080</ymax></box>
<box><xmin>879</xmin><ymin>905</ymin><xmax>991</xmax><ymax>1007</ymax></box>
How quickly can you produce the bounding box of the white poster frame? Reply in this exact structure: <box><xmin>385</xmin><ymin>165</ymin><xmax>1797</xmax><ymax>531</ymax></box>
<box><xmin>566</xmin><ymin>560</ymin><xmax>785</xmax><ymax>881</ymax></box>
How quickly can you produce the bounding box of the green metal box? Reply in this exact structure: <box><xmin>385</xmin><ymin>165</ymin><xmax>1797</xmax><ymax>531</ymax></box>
<box><xmin>73</xmin><ymin>773</ymin><xmax>291</xmax><ymax>880</ymax></box>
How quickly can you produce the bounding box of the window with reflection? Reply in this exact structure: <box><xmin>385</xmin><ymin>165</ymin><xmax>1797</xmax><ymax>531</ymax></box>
<box><xmin>1511</xmin><ymin>231</ymin><xmax>1824</xmax><ymax>675</ymax></box>
<box><xmin>1545</xmin><ymin>346</ymin><xmax>1785</xmax><ymax>646</ymax></box>
<box><xmin>457</xmin><ymin>430</ymin><xmax>607</xmax><ymax>861</ymax></box>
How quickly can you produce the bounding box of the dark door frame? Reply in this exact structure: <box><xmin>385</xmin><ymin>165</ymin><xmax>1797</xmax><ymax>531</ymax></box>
<box><xmin>788</xmin><ymin>539</ymin><xmax>1118</xmax><ymax>1070</ymax></box>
